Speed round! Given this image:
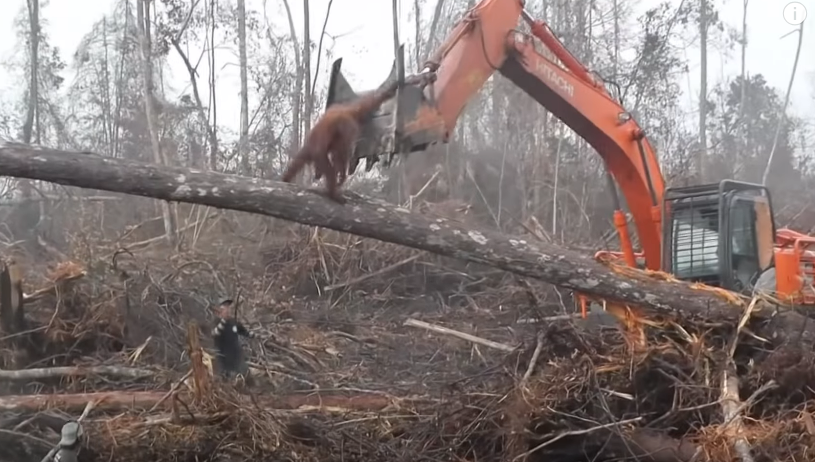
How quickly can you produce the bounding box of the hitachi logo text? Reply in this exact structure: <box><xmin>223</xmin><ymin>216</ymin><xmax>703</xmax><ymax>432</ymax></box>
<box><xmin>534</xmin><ymin>59</ymin><xmax>574</xmax><ymax>98</ymax></box>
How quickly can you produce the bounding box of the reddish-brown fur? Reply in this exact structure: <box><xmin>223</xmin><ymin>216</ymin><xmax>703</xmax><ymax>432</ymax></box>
<box><xmin>281</xmin><ymin>81</ymin><xmax>399</xmax><ymax>203</ymax></box>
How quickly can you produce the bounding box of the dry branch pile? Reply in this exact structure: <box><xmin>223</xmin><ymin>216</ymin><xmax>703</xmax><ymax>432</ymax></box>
<box><xmin>0</xmin><ymin>228</ymin><xmax>812</xmax><ymax>462</ymax></box>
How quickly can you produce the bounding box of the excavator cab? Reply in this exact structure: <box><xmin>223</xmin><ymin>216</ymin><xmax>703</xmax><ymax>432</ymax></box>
<box><xmin>660</xmin><ymin>180</ymin><xmax>776</xmax><ymax>295</ymax></box>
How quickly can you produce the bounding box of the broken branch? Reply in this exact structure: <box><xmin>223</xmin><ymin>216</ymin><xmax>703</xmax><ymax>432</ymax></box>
<box><xmin>23</xmin><ymin>271</ymin><xmax>86</xmax><ymax>302</ymax></box>
<box><xmin>404</xmin><ymin>318</ymin><xmax>516</xmax><ymax>352</ymax></box>
<box><xmin>324</xmin><ymin>253</ymin><xmax>421</xmax><ymax>291</ymax></box>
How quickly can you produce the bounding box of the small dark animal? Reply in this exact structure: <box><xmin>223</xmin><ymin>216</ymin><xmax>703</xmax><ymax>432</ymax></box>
<box><xmin>281</xmin><ymin>80</ymin><xmax>401</xmax><ymax>203</ymax></box>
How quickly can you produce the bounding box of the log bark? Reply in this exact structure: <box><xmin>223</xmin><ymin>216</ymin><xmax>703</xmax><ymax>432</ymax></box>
<box><xmin>0</xmin><ymin>366</ymin><xmax>153</xmax><ymax>381</ymax></box>
<box><xmin>0</xmin><ymin>141</ymin><xmax>810</xmax><ymax>348</ymax></box>
<box><xmin>0</xmin><ymin>390</ymin><xmax>432</xmax><ymax>413</ymax></box>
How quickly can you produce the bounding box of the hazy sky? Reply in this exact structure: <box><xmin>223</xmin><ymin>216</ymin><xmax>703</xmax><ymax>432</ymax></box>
<box><xmin>1</xmin><ymin>0</ymin><xmax>813</xmax><ymax>141</ymax></box>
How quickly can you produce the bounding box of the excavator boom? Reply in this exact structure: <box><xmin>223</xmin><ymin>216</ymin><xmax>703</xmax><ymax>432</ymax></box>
<box><xmin>325</xmin><ymin>0</ymin><xmax>815</xmax><ymax>305</ymax></box>
<box><xmin>327</xmin><ymin>0</ymin><xmax>664</xmax><ymax>270</ymax></box>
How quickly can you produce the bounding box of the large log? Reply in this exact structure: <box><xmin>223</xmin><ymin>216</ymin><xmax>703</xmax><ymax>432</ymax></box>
<box><xmin>0</xmin><ymin>365</ymin><xmax>153</xmax><ymax>381</ymax></box>
<box><xmin>0</xmin><ymin>390</ymin><xmax>432</xmax><ymax>412</ymax></box>
<box><xmin>0</xmin><ymin>140</ymin><xmax>809</xmax><ymax>347</ymax></box>
<box><xmin>0</xmin><ymin>390</ymin><xmax>699</xmax><ymax>462</ymax></box>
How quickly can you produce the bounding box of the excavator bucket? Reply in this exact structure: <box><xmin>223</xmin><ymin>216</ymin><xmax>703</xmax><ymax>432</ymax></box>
<box><xmin>325</xmin><ymin>45</ymin><xmax>446</xmax><ymax>174</ymax></box>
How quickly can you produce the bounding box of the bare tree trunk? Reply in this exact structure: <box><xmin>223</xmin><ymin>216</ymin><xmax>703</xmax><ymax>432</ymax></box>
<box><xmin>137</xmin><ymin>0</ymin><xmax>177</xmax><ymax>245</ymax></box>
<box><xmin>762</xmin><ymin>23</ymin><xmax>804</xmax><ymax>186</ymax></box>
<box><xmin>280</xmin><ymin>0</ymin><xmax>302</xmax><ymax>153</ymax></box>
<box><xmin>613</xmin><ymin>0</ymin><xmax>619</xmax><ymax>70</ymax></box>
<box><xmin>302</xmin><ymin>0</ymin><xmax>312</xmax><ymax>135</ymax></box>
<box><xmin>16</xmin><ymin>0</ymin><xmax>41</xmax><ymax>238</ymax></box>
<box><xmin>310</xmin><ymin>0</ymin><xmax>334</xmax><ymax>98</ymax></box>
<box><xmin>737</xmin><ymin>0</ymin><xmax>748</xmax><ymax>120</ymax></box>
<box><xmin>21</xmin><ymin>0</ymin><xmax>39</xmax><ymax>145</ymax></box>
<box><xmin>171</xmin><ymin>0</ymin><xmax>217</xmax><ymax>171</ymax></box>
<box><xmin>207</xmin><ymin>0</ymin><xmax>219</xmax><ymax>170</ymax></box>
<box><xmin>237</xmin><ymin>0</ymin><xmax>250</xmax><ymax>174</ymax></box>
<box><xmin>551</xmin><ymin>134</ymin><xmax>563</xmax><ymax>236</ymax></box>
<box><xmin>698</xmin><ymin>0</ymin><xmax>708</xmax><ymax>182</ymax></box>
<box><xmin>393</xmin><ymin>0</ymin><xmax>428</xmax><ymax>203</ymax></box>
<box><xmin>423</xmin><ymin>0</ymin><xmax>447</xmax><ymax>62</ymax></box>
<box><xmin>172</xmin><ymin>44</ymin><xmax>219</xmax><ymax>169</ymax></box>
<box><xmin>112</xmin><ymin>1</ymin><xmax>132</xmax><ymax>159</ymax></box>
<box><xmin>100</xmin><ymin>18</ymin><xmax>114</xmax><ymax>155</ymax></box>
<box><xmin>413</xmin><ymin>0</ymin><xmax>421</xmax><ymax>68</ymax></box>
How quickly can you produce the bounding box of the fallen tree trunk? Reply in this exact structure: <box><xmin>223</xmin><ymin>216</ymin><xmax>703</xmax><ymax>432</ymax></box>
<box><xmin>0</xmin><ymin>141</ymin><xmax>810</xmax><ymax>348</ymax></box>
<box><xmin>0</xmin><ymin>390</ymin><xmax>433</xmax><ymax>412</ymax></box>
<box><xmin>0</xmin><ymin>366</ymin><xmax>153</xmax><ymax>381</ymax></box>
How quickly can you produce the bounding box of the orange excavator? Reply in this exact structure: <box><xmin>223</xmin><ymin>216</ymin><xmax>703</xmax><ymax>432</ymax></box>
<box><xmin>324</xmin><ymin>0</ymin><xmax>815</xmax><ymax>318</ymax></box>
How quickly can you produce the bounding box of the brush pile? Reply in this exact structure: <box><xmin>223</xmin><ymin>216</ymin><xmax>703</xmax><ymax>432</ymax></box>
<box><xmin>0</xmin><ymin>228</ymin><xmax>813</xmax><ymax>462</ymax></box>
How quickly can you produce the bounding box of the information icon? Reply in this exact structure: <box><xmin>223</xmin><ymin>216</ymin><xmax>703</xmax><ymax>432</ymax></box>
<box><xmin>784</xmin><ymin>2</ymin><xmax>807</xmax><ymax>25</ymax></box>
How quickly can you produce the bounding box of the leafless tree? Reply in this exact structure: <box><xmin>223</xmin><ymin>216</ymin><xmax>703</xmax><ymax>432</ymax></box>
<box><xmin>763</xmin><ymin>21</ymin><xmax>805</xmax><ymax>186</ymax></box>
<box><xmin>280</xmin><ymin>0</ymin><xmax>302</xmax><ymax>153</ymax></box>
<box><xmin>698</xmin><ymin>0</ymin><xmax>709</xmax><ymax>181</ymax></box>
<box><xmin>238</xmin><ymin>0</ymin><xmax>250</xmax><ymax>173</ymax></box>
<box><xmin>21</xmin><ymin>0</ymin><xmax>39</xmax><ymax>145</ymax></box>
<box><xmin>302</xmin><ymin>0</ymin><xmax>312</xmax><ymax>135</ymax></box>
<box><xmin>737</xmin><ymin>0</ymin><xmax>748</xmax><ymax>120</ymax></box>
<box><xmin>310</xmin><ymin>0</ymin><xmax>334</xmax><ymax>98</ymax></box>
<box><xmin>137</xmin><ymin>0</ymin><xmax>177</xmax><ymax>244</ymax></box>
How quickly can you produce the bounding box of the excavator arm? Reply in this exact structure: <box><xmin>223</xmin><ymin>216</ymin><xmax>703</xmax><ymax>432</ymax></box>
<box><xmin>324</xmin><ymin>0</ymin><xmax>815</xmax><ymax>316</ymax></box>
<box><xmin>327</xmin><ymin>0</ymin><xmax>665</xmax><ymax>269</ymax></box>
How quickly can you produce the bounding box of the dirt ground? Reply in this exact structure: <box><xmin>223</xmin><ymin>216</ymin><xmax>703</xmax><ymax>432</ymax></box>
<box><xmin>0</xmin><ymin>221</ymin><xmax>813</xmax><ymax>462</ymax></box>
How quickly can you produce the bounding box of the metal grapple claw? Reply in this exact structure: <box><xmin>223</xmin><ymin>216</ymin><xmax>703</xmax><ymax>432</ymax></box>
<box><xmin>325</xmin><ymin>46</ymin><xmax>447</xmax><ymax>174</ymax></box>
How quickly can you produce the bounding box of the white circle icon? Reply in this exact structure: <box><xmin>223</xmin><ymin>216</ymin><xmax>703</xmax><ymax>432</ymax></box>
<box><xmin>784</xmin><ymin>2</ymin><xmax>807</xmax><ymax>25</ymax></box>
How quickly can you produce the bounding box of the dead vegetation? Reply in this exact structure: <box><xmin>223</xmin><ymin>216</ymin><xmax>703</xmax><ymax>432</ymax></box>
<box><xmin>0</xmin><ymin>204</ymin><xmax>810</xmax><ymax>462</ymax></box>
